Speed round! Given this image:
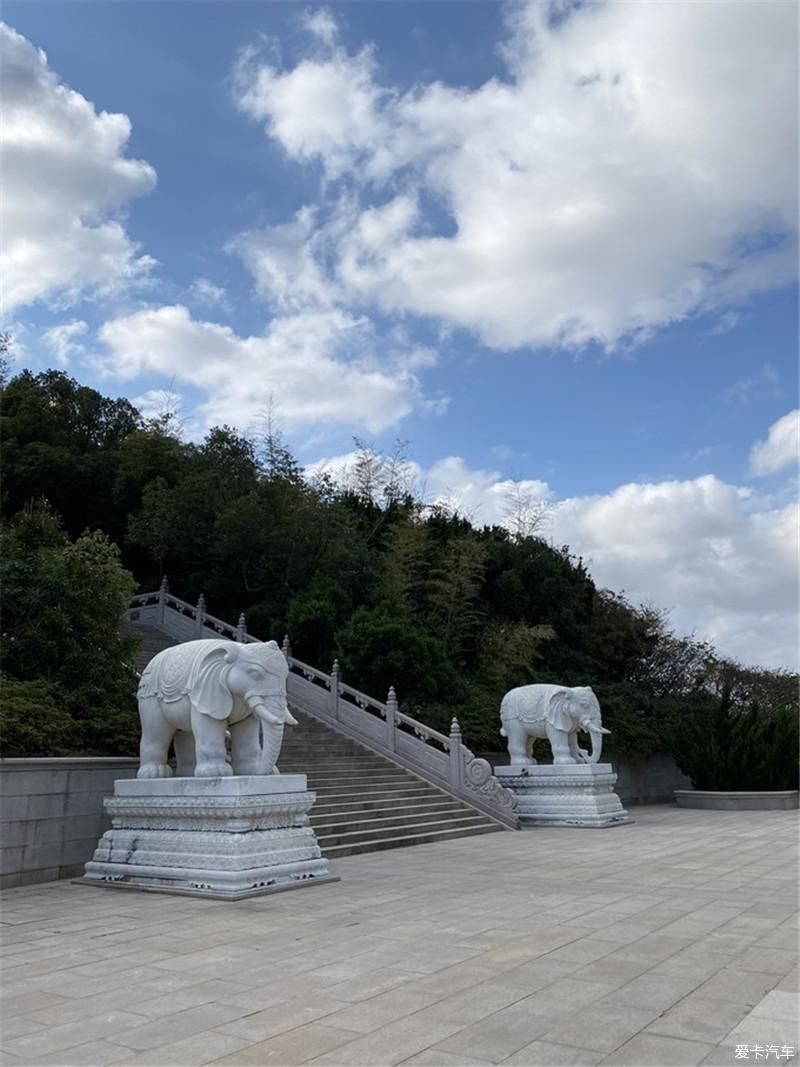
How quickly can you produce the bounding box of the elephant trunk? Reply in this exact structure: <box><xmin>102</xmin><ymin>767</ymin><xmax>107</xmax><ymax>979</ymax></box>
<box><xmin>585</xmin><ymin>724</ymin><xmax>610</xmax><ymax>764</ymax></box>
<box><xmin>260</xmin><ymin>721</ymin><xmax>285</xmax><ymax>773</ymax></box>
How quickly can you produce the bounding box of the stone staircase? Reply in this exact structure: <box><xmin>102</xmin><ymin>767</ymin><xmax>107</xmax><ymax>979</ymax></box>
<box><xmin>121</xmin><ymin>620</ymin><xmax>178</xmax><ymax>674</ymax></box>
<box><xmin>121</xmin><ymin>622</ymin><xmax>504</xmax><ymax>856</ymax></box>
<box><xmin>279</xmin><ymin>712</ymin><xmax>501</xmax><ymax>857</ymax></box>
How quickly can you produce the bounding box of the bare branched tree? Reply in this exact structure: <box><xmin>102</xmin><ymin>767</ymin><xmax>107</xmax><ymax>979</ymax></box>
<box><xmin>502</xmin><ymin>480</ymin><xmax>550</xmax><ymax>540</ymax></box>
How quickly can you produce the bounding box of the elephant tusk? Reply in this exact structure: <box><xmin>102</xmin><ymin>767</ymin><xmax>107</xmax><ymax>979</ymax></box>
<box><xmin>253</xmin><ymin>704</ymin><xmax>281</xmax><ymax>725</ymax></box>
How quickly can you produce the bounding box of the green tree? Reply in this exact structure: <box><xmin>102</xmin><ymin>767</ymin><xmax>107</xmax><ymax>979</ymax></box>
<box><xmin>0</xmin><ymin>505</ymin><xmax>139</xmax><ymax>755</ymax></box>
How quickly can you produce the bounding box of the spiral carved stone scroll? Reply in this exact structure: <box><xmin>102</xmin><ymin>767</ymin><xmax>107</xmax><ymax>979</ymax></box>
<box><xmin>463</xmin><ymin>756</ymin><xmax>518</xmax><ymax>810</ymax></box>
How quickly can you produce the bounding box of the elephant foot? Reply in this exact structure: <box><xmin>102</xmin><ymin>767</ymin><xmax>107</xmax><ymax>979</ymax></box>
<box><xmin>234</xmin><ymin>762</ymin><xmax>269</xmax><ymax>776</ymax></box>
<box><xmin>553</xmin><ymin>754</ymin><xmax>578</xmax><ymax>764</ymax></box>
<box><xmin>137</xmin><ymin>763</ymin><xmax>173</xmax><ymax>779</ymax></box>
<box><xmin>195</xmin><ymin>760</ymin><xmax>233</xmax><ymax>778</ymax></box>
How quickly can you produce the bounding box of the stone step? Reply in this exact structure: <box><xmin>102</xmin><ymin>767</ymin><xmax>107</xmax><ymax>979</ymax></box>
<box><xmin>311</xmin><ymin>796</ymin><xmax>463</xmax><ymax>817</ymax></box>
<box><xmin>321</xmin><ymin>823</ymin><xmax>501</xmax><ymax>858</ymax></box>
<box><xmin>312</xmin><ymin>808</ymin><xmax>479</xmax><ymax>836</ymax></box>
<box><xmin>316</xmin><ymin>812</ymin><xmax>495</xmax><ymax>848</ymax></box>
<box><xmin>298</xmin><ymin>772</ymin><xmax>414</xmax><ymax>787</ymax></box>
<box><xmin>282</xmin><ymin>765</ymin><xmax>396</xmax><ymax>775</ymax></box>
<box><xmin>311</xmin><ymin>783</ymin><xmax>436</xmax><ymax>799</ymax></box>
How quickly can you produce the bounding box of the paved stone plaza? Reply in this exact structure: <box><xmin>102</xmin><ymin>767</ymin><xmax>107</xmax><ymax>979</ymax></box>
<box><xmin>1</xmin><ymin>807</ymin><xmax>797</xmax><ymax>1067</ymax></box>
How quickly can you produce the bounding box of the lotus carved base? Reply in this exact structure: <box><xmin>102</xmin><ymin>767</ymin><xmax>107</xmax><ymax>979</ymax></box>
<box><xmin>78</xmin><ymin>774</ymin><xmax>338</xmax><ymax>899</ymax></box>
<box><xmin>494</xmin><ymin>763</ymin><xmax>632</xmax><ymax>828</ymax></box>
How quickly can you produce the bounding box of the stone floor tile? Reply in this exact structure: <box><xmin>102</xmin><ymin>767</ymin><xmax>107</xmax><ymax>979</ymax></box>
<box><xmin>540</xmin><ymin>1003</ymin><xmax>661</xmax><ymax>1054</ymax></box>
<box><xmin>114</xmin><ymin>1001</ymin><xmax>250</xmax><ymax>1052</ymax></box>
<box><xmin>32</xmin><ymin>1039</ymin><xmax>134</xmax><ymax>1065</ymax></box>
<box><xmin>309</xmin><ymin>1015</ymin><xmax>463</xmax><ymax>1066</ymax></box>
<box><xmin>603</xmin><ymin>934</ymin><xmax>692</xmax><ymax>963</ymax></box>
<box><xmin>599</xmin><ymin>1032</ymin><xmax>715</xmax><ymax>1065</ymax></box>
<box><xmin>490</xmin><ymin>956</ymin><xmax>583</xmax><ymax>995</ymax></box>
<box><xmin>322</xmin><ymin>986</ymin><xmax>435</xmax><ymax>1035</ymax></box>
<box><xmin>216</xmin><ymin>995</ymin><xmax>350</xmax><ymax>1045</ymax></box>
<box><xmin>522</xmin><ymin>978</ymin><xmax>619</xmax><ymax>1017</ymax></box>
<box><xmin>417</xmin><ymin>979</ymin><xmax>530</xmax><ymax>1029</ymax></box>
<box><xmin>128</xmin><ymin>978</ymin><xmax>251</xmax><ymax>1019</ymax></box>
<box><xmin>0</xmin><ymin>1016</ymin><xmax>45</xmax><ymax>1041</ymax></box>
<box><xmin>751</xmin><ymin>990</ymin><xmax>800</xmax><ymax>1023</ymax></box>
<box><xmin>694</xmin><ymin>966</ymin><xmax>782</xmax><ymax>1007</ymax></box>
<box><xmin>501</xmin><ymin>1039</ymin><xmax>606</xmax><ymax>1065</ymax></box>
<box><xmin>650</xmin><ymin>950</ymin><xmax>733</xmax><ymax>981</ymax></box>
<box><xmin>776</xmin><ymin>967</ymin><xmax>799</xmax><ymax>992</ymax></box>
<box><xmin>645</xmin><ymin>1004</ymin><xmax>753</xmax><ymax>1046</ymax></box>
<box><xmin>409</xmin><ymin>962</ymin><xmax>505</xmax><ymax>1000</ymax></box>
<box><xmin>431</xmin><ymin>999</ymin><xmax>555</xmax><ymax>1063</ymax></box>
<box><xmin>0</xmin><ymin>989</ymin><xmax>70</xmax><ymax>1018</ymax></box>
<box><xmin>324</xmin><ymin>967</ymin><xmax>419</xmax><ymax>1003</ymax></box>
<box><xmin>401</xmin><ymin>1050</ymin><xmax>492</xmax><ymax>1066</ymax></box>
<box><xmin>599</xmin><ymin>973</ymin><xmax>701</xmax><ymax>1012</ymax></box>
<box><xmin>209</xmin><ymin>1023</ymin><xmax>363</xmax><ymax>1065</ymax></box>
<box><xmin>3</xmin><ymin>1009</ymin><xmax>150</xmax><ymax>1060</ymax></box>
<box><xmin>539</xmin><ymin>939</ymin><xmax>619</xmax><ymax>967</ymax></box>
<box><xmin>567</xmin><ymin>953</ymin><xmax>654</xmax><ymax>988</ymax></box>
<box><xmin>117</xmin><ymin>1030</ymin><xmax>252</xmax><ymax>1065</ymax></box>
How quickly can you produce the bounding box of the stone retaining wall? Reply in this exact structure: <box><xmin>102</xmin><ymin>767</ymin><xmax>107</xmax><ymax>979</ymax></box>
<box><xmin>0</xmin><ymin>758</ymin><xmax>138</xmax><ymax>888</ymax></box>
<box><xmin>0</xmin><ymin>751</ymin><xmax>691</xmax><ymax>888</ymax></box>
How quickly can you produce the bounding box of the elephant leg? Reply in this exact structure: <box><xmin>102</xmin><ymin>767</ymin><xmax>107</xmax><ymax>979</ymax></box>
<box><xmin>229</xmin><ymin>715</ymin><xmax>263</xmax><ymax>775</ymax></box>
<box><xmin>192</xmin><ymin>711</ymin><xmax>232</xmax><ymax>777</ymax></box>
<box><xmin>546</xmin><ymin>721</ymin><xmax>577</xmax><ymax>764</ymax></box>
<box><xmin>506</xmin><ymin>723</ymin><xmax>530</xmax><ymax>767</ymax></box>
<box><xmin>568</xmin><ymin>733</ymin><xmax>589</xmax><ymax>763</ymax></box>
<box><xmin>526</xmin><ymin>734</ymin><xmax>538</xmax><ymax>766</ymax></box>
<box><xmin>137</xmin><ymin>698</ymin><xmax>173</xmax><ymax>779</ymax></box>
<box><xmin>173</xmin><ymin>730</ymin><xmax>196</xmax><ymax>777</ymax></box>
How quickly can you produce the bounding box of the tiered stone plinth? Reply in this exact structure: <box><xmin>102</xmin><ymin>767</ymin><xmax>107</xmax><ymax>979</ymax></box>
<box><xmin>80</xmin><ymin>775</ymin><xmax>338</xmax><ymax>899</ymax></box>
<box><xmin>494</xmin><ymin>764</ymin><xmax>631</xmax><ymax>828</ymax></box>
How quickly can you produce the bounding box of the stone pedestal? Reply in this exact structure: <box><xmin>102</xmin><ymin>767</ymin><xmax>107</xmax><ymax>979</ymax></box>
<box><xmin>79</xmin><ymin>774</ymin><xmax>339</xmax><ymax>899</ymax></box>
<box><xmin>494</xmin><ymin>764</ymin><xmax>631</xmax><ymax>827</ymax></box>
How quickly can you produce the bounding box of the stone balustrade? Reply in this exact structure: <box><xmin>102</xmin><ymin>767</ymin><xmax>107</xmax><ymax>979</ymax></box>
<box><xmin>125</xmin><ymin>583</ymin><xmax>520</xmax><ymax>829</ymax></box>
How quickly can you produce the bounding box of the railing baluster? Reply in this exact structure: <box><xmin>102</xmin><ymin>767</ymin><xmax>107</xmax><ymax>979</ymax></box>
<box><xmin>385</xmin><ymin>686</ymin><xmax>398</xmax><ymax>752</ymax></box>
<box><xmin>330</xmin><ymin>660</ymin><xmax>340</xmax><ymax>721</ymax></box>
<box><xmin>449</xmin><ymin>717</ymin><xmax>463</xmax><ymax>791</ymax></box>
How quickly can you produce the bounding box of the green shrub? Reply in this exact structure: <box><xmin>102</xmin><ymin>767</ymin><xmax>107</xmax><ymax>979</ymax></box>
<box><xmin>0</xmin><ymin>677</ymin><xmax>76</xmax><ymax>757</ymax></box>
<box><xmin>669</xmin><ymin>686</ymin><xmax>799</xmax><ymax>791</ymax></box>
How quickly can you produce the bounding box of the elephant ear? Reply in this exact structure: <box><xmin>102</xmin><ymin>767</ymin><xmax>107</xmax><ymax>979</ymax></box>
<box><xmin>189</xmin><ymin>645</ymin><xmax>237</xmax><ymax>720</ymax></box>
<box><xmin>547</xmin><ymin>689</ymin><xmax>574</xmax><ymax>733</ymax></box>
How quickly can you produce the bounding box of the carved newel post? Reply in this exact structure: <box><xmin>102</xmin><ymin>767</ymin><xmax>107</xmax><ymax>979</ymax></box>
<box><xmin>81</xmin><ymin>635</ymin><xmax>339</xmax><ymax>898</ymax></box>
<box><xmin>494</xmin><ymin>683</ymin><xmax>630</xmax><ymax>828</ymax></box>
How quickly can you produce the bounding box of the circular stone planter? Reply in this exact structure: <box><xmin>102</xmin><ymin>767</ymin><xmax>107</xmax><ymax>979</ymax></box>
<box><xmin>674</xmin><ymin>790</ymin><xmax>799</xmax><ymax>811</ymax></box>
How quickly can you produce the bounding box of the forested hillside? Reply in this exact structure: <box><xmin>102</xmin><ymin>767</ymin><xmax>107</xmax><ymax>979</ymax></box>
<box><xmin>1</xmin><ymin>369</ymin><xmax>796</xmax><ymax>768</ymax></box>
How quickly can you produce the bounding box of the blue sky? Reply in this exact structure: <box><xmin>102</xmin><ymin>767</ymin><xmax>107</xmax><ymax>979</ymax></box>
<box><xmin>2</xmin><ymin>1</ymin><xmax>798</xmax><ymax>668</ymax></box>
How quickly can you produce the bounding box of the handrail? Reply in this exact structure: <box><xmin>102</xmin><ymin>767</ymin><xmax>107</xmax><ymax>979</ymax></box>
<box><xmin>125</xmin><ymin>583</ymin><xmax>519</xmax><ymax>828</ymax></box>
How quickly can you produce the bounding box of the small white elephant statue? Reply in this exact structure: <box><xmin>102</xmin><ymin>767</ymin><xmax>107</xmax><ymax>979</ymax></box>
<box><xmin>136</xmin><ymin>638</ymin><xmax>297</xmax><ymax>778</ymax></box>
<box><xmin>500</xmin><ymin>683</ymin><xmax>610</xmax><ymax>766</ymax></box>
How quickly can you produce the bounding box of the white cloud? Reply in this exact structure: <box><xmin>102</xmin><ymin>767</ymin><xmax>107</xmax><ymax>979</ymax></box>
<box><xmin>548</xmin><ymin>477</ymin><xmax>798</xmax><ymax>669</ymax></box>
<box><xmin>229</xmin><ymin>207</ymin><xmax>339</xmax><ymax>312</ymax></box>
<box><xmin>42</xmin><ymin>319</ymin><xmax>88</xmax><ymax>366</ymax></box>
<box><xmin>187</xmin><ymin>278</ymin><xmax>229</xmax><ymax>310</ymax></box>
<box><xmin>749</xmin><ymin>410</ymin><xmax>799</xmax><ymax>477</ymax></box>
<box><xmin>234</xmin><ymin>1</ymin><xmax>797</xmax><ymax>351</ymax></box>
<box><xmin>98</xmin><ymin>304</ymin><xmax>432</xmax><ymax>435</ymax></box>
<box><xmin>0</xmin><ymin>23</ymin><xmax>157</xmax><ymax>315</ymax></box>
<box><xmin>302</xmin><ymin>8</ymin><xmax>339</xmax><ymax>47</ymax></box>
<box><xmin>307</xmin><ymin>453</ymin><xmax>798</xmax><ymax>670</ymax></box>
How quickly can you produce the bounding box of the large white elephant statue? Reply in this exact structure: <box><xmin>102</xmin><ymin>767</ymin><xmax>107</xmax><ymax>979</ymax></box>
<box><xmin>136</xmin><ymin>639</ymin><xmax>297</xmax><ymax>778</ymax></box>
<box><xmin>500</xmin><ymin>684</ymin><xmax>610</xmax><ymax>766</ymax></box>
